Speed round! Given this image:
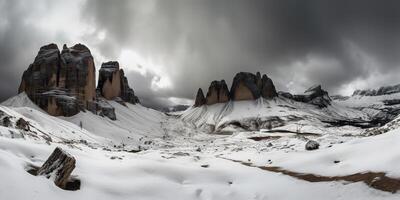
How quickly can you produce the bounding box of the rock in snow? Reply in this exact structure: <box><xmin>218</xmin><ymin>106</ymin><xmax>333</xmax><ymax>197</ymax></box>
<box><xmin>37</xmin><ymin>147</ymin><xmax>76</xmax><ymax>189</ymax></box>
<box><xmin>305</xmin><ymin>140</ymin><xmax>320</xmax><ymax>151</ymax></box>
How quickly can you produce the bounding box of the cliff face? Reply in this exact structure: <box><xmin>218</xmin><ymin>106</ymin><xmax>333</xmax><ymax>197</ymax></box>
<box><xmin>230</xmin><ymin>72</ymin><xmax>277</xmax><ymax>101</ymax></box>
<box><xmin>193</xmin><ymin>72</ymin><xmax>277</xmax><ymax>106</ymax></box>
<box><xmin>18</xmin><ymin>43</ymin><xmax>96</xmax><ymax>117</ymax></box>
<box><xmin>18</xmin><ymin>44</ymin><xmax>140</xmax><ymax>118</ymax></box>
<box><xmin>97</xmin><ymin>61</ymin><xmax>139</xmax><ymax>104</ymax></box>
<box><xmin>194</xmin><ymin>88</ymin><xmax>206</xmax><ymax>107</ymax></box>
<box><xmin>205</xmin><ymin>80</ymin><xmax>230</xmax><ymax>105</ymax></box>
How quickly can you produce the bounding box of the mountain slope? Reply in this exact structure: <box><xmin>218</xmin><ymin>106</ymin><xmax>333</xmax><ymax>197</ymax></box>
<box><xmin>181</xmin><ymin>97</ymin><xmax>370</xmax><ymax>134</ymax></box>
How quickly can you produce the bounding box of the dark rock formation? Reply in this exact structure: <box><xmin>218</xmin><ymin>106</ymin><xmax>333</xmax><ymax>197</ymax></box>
<box><xmin>194</xmin><ymin>72</ymin><xmax>278</xmax><ymax>106</ymax></box>
<box><xmin>305</xmin><ymin>140</ymin><xmax>320</xmax><ymax>150</ymax></box>
<box><xmin>206</xmin><ymin>80</ymin><xmax>230</xmax><ymax>105</ymax></box>
<box><xmin>16</xmin><ymin>118</ymin><xmax>30</xmax><ymax>131</ymax></box>
<box><xmin>120</xmin><ymin>69</ymin><xmax>140</xmax><ymax>104</ymax></box>
<box><xmin>60</xmin><ymin>44</ymin><xmax>96</xmax><ymax>103</ymax></box>
<box><xmin>293</xmin><ymin>85</ymin><xmax>331</xmax><ymax>108</ymax></box>
<box><xmin>97</xmin><ymin>61</ymin><xmax>139</xmax><ymax>104</ymax></box>
<box><xmin>194</xmin><ymin>88</ymin><xmax>206</xmax><ymax>107</ymax></box>
<box><xmin>18</xmin><ymin>43</ymin><xmax>96</xmax><ymax>117</ymax></box>
<box><xmin>261</xmin><ymin>74</ymin><xmax>277</xmax><ymax>99</ymax></box>
<box><xmin>230</xmin><ymin>72</ymin><xmax>277</xmax><ymax>101</ymax></box>
<box><xmin>37</xmin><ymin>147</ymin><xmax>76</xmax><ymax>189</ymax></box>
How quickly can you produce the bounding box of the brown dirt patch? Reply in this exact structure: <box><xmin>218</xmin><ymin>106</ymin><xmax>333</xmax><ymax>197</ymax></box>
<box><xmin>222</xmin><ymin>158</ymin><xmax>400</xmax><ymax>193</ymax></box>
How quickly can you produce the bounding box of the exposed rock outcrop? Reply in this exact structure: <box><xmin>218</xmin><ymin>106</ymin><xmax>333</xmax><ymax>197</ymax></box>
<box><xmin>206</xmin><ymin>80</ymin><xmax>230</xmax><ymax>105</ymax></box>
<box><xmin>37</xmin><ymin>147</ymin><xmax>77</xmax><ymax>190</ymax></box>
<box><xmin>293</xmin><ymin>85</ymin><xmax>331</xmax><ymax>108</ymax></box>
<box><xmin>18</xmin><ymin>43</ymin><xmax>96</xmax><ymax>117</ymax></box>
<box><xmin>305</xmin><ymin>140</ymin><xmax>320</xmax><ymax>150</ymax></box>
<box><xmin>193</xmin><ymin>72</ymin><xmax>278</xmax><ymax>106</ymax></box>
<box><xmin>97</xmin><ymin>61</ymin><xmax>139</xmax><ymax>104</ymax></box>
<box><xmin>120</xmin><ymin>69</ymin><xmax>140</xmax><ymax>104</ymax></box>
<box><xmin>230</xmin><ymin>72</ymin><xmax>277</xmax><ymax>101</ymax></box>
<box><xmin>18</xmin><ymin>44</ymin><xmax>141</xmax><ymax>119</ymax></box>
<box><xmin>194</xmin><ymin>88</ymin><xmax>206</xmax><ymax>107</ymax></box>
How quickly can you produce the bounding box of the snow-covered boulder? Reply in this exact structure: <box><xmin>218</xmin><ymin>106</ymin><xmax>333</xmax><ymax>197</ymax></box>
<box><xmin>305</xmin><ymin>140</ymin><xmax>320</xmax><ymax>150</ymax></box>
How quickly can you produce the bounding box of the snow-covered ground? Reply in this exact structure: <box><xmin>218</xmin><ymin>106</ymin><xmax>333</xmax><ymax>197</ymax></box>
<box><xmin>1</xmin><ymin>93</ymin><xmax>400</xmax><ymax>199</ymax></box>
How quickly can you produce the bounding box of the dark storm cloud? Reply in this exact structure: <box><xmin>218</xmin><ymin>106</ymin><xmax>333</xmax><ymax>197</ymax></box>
<box><xmin>1</xmin><ymin>0</ymin><xmax>400</xmax><ymax>108</ymax></box>
<box><xmin>82</xmin><ymin>0</ymin><xmax>400</xmax><ymax>102</ymax></box>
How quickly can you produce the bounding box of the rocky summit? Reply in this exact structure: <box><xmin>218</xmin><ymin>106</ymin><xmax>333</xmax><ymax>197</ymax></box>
<box><xmin>194</xmin><ymin>72</ymin><xmax>277</xmax><ymax>106</ymax></box>
<box><xmin>205</xmin><ymin>80</ymin><xmax>230</xmax><ymax>105</ymax></box>
<box><xmin>230</xmin><ymin>72</ymin><xmax>277</xmax><ymax>100</ymax></box>
<box><xmin>19</xmin><ymin>43</ymin><xmax>96</xmax><ymax>116</ymax></box>
<box><xmin>18</xmin><ymin>43</ymin><xmax>139</xmax><ymax>118</ymax></box>
<box><xmin>97</xmin><ymin>61</ymin><xmax>139</xmax><ymax>105</ymax></box>
<box><xmin>194</xmin><ymin>88</ymin><xmax>206</xmax><ymax>107</ymax></box>
<box><xmin>292</xmin><ymin>85</ymin><xmax>332</xmax><ymax>108</ymax></box>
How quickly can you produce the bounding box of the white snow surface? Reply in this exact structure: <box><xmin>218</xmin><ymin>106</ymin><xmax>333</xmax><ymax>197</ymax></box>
<box><xmin>0</xmin><ymin>93</ymin><xmax>400</xmax><ymax>199</ymax></box>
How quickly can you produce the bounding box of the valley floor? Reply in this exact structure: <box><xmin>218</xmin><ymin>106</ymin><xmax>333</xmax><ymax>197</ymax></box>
<box><xmin>1</xmin><ymin>94</ymin><xmax>400</xmax><ymax>200</ymax></box>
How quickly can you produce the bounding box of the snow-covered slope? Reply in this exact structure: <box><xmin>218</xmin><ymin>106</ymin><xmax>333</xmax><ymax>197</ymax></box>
<box><xmin>0</xmin><ymin>93</ymin><xmax>167</xmax><ymax>148</ymax></box>
<box><xmin>181</xmin><ymin>97</ymin><xmax>369</xmax><ymax>133</ymax></box>
<box><xmin>2</xmin><ymin>93</ymin><xmax>400</xmax><ymax>199</ymax></box>
<box><xmin>334</xmin><ymin>92</ymin><xmax>400</xmax><ymax>125</ymax></box>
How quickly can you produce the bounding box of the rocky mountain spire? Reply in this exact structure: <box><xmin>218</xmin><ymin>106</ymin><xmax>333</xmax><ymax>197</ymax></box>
<box><xmin>97</xmin><ymin>61</ymin><xmax>139</xmax><ymax>104</ymax></box>
<box><xmin>194</xmin><ymin>88</ymin><xmax>206</xmax><ymax>107</ymax></box>
<box><xmin>230</xmin><ymin>72</ymin><xmax>277</xmax><ymax>101</ymax></box>
<box><xmin>18</xmin><ymin>43</ymin><xmax>140</xmax><ymax>118</ymax></box>
<box><xmin>205</xmin><ymin>80</ymin><xmax>230</xmax><ymax>105</ymax></box>
<box><xmin>18</xmin><ymin>43</ymin><xmax>96</xmax><ymax>116</ymax></box>
<box><xmin>194</xmin><ymin>72</ymin><xmax>278</xmax><ymax>106</ymax></box>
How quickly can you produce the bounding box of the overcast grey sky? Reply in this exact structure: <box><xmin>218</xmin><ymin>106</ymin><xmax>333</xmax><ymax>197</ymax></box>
<box><xmin>1</xmin><ymin>0</ymin><xmax>400</xmax><ymax>109</ymax></box>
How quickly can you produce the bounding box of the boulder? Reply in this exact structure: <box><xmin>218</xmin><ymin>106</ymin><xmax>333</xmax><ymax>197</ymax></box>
<box><xmin>194</xmin><ymin>88</ymin><xmax>206</xmax><ymax>107</ymax></box>
<box><xmin>230</xmin><ymin>72</ymin><xmax>277</xmax><ymax>101</ymax></box>
<box><xmin>37</xmin><ymin>147</ymin><xmax>76</xmax><ymax>189</ymax></box>
<box><xmin>206</xmin><ymin>80</ymin><xmax>230</xmax><ymax>105</ymax></box>
<box><xmin>305</xmin><ymin>140</ymin><xmax>320</xmax><ymax>151</ymax></box>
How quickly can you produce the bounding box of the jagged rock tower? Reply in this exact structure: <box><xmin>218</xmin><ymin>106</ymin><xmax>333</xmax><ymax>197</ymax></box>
<box><xmin>193</xmin><ymin>72</ymin><xmax>277</xmax><ymax>106</ymax></box>
<box><xmin>18</xmin><ymin>43</ymin><xmax>140</xmax><ymax>118</ymax></box>
<box><xmin>19</xmin><ymin>43</ymin><xmax>96</xmax><ymax>116</ymax></box>
<box><xmin>97</xmin><ymin>61</ymin><xmax>140</xmax><ymax>104</ymax></box>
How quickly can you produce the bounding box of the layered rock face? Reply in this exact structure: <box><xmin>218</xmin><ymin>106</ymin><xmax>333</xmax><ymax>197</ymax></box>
<box><xmin>97</xmin><ymin>61</ymin><xmax>139</xmax><ymax>104</ymax></box>
<box><xmin>292</xmin><ymin>85</ymin><xmax>331</xmax><ymax>108</ymax></box>
<box><xmin>18</xmin><ymin>43</ymin><xmax>140</xmax><ymax>119</ymax></box>
<box><xmin>19</xmin><ymin>43</ymin><xmax>96</xmax><ymax>116</ymax></box>
<box><xmin>205</xmin><ymin>80</ymin><xmax>230</xmax><ymax>105</ymax></box>
<box><xmin>97</xmin><ymin>61</ymin><xmax>122</xmax><ymax>100</ymax></box>
<box><xmin>120</xmin><ymin>69</ymin><xmax>140</xmax><ymax>104</ymax></box>
<box><xmin>230</xmin><ymin>72</ymin><xmax>277</xmax><ymax>101</ymax></box>
<box><xmin>194</xmin><ymin>88</ymin><xmax>206</xmax><ymax>107</ymax></box>
<box><xmin>193</xmin><ymin>72</ymin><xmax>277</xmax><ymax>106</ymax></box>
